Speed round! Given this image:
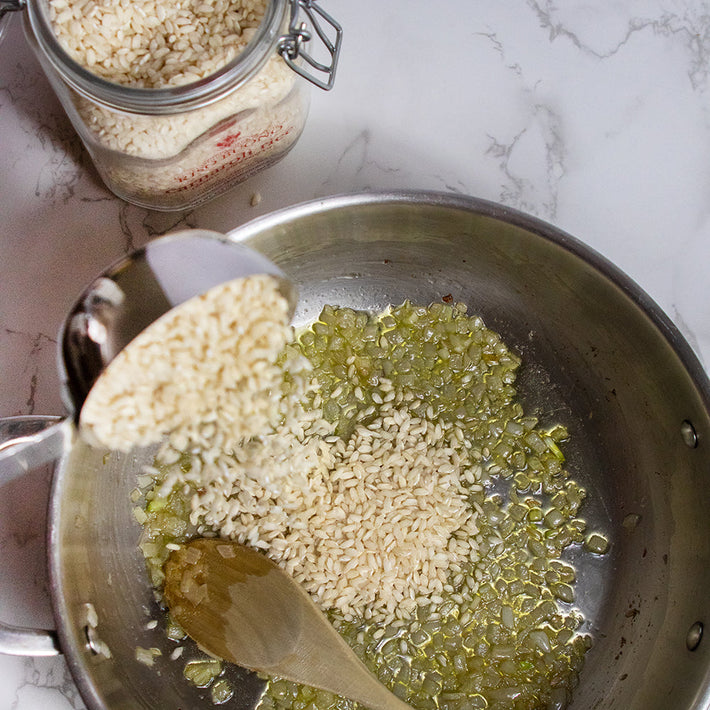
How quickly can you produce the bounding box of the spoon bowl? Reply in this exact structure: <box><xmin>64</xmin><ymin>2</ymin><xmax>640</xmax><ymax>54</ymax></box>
<box><xmin>163</xmin><ymin>539</ymin><xmax>412</xmax><ymax>710</ymax></box>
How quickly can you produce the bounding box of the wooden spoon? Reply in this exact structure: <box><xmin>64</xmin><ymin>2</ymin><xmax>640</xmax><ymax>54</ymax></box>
<box><xmin>163</xmin><ymin>538</ymin><xmax>412</xmax><ymax>710</ymax></box>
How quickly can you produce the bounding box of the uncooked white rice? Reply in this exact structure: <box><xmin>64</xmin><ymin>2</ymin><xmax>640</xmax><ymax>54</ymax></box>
<box><xmin>146</xmin><ymin>369</ymin><xmax>483</xmax><ymax>625</ymax></box>
<box><xmin>81</xmin><ymin>274</ymin><xmax>291</xmax><ymax>452</ymax></box>
<box><xmin>49</xmin><ymin>0</ymin><xmax>267</xmax><ymax>89</ymax></box>
<box><xmin>74</xmin><ymin>50</ymin><xmax>298</xmax><ymax>161</ymax></box>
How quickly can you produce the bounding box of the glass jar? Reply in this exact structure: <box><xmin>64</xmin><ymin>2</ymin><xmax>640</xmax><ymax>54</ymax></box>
<box><xmin>6</xmin><ymin>0</ymin><xmax>341</xmax><ymax>210</ymax></box>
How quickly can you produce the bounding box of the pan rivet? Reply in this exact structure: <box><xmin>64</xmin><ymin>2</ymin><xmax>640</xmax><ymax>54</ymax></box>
<box><xmin>681</xmin><ymin>420</ymin><xmax>698</xmax><ymax>449</ymax></box>
<box><xmin>84</xmin><ymin>624</ymin><xmax>112</xmax><ymax>658</ymax></box>
<box><xmin>687</xmin><ymin>622</ymin><xmax>703</xmax><ymax>651</ymax></box>
<box><xmin>84</xmin><ymin>624</ymin><xmax>100</xmax><ymax>654</ymax></box>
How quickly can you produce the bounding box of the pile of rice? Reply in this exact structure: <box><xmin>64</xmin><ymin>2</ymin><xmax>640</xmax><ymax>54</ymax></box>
<box><xmin>152</xmin><ymin>386</ymin><xmax>482</xmax><ymax>624</ymax></box>
<box><xmin>81</xmin><ymin>274</ymin><xmax>291</xmax><ymax>452</ymax></box>
<box><xmin>135</xmin><ymin>301</ymin><xmax>487</xmax><ymax>624</ymax></box>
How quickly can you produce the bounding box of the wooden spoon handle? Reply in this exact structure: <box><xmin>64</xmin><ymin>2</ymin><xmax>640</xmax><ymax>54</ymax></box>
<box><xmin>275</xmin><ymin>607</ymin><xmax>412</xmax><ymax>710</ymax></box>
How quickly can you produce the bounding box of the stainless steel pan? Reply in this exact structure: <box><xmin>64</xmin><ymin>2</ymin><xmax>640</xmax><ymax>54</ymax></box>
<box><xmin>2</xmin><ymin>191</ymin><xmax>709</xmax><ymax>709</ymax></box>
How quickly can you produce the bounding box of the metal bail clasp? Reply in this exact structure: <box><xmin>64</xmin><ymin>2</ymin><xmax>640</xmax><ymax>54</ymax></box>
<box><xmin>278</xmin><ymin>0</ymin><xmax>342</xmax><ymax>91</ymax></box>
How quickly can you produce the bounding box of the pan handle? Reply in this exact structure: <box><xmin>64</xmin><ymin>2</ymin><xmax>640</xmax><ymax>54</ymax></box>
<box><xmin>0</xmin><ymin>415</ymin><xmax>73</xmax><ymax>482</ymax></box>
<box><xmin>0</xmin><ymin>415</ymin><xmax>67</xmax><ymax>656</ymax></box>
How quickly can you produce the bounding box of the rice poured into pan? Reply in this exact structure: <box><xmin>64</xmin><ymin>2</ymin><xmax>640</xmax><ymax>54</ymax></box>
<box><xmin>133</xmin><ymin>295</ymin><xmax>599</xmax><ymax>709</ymax></box>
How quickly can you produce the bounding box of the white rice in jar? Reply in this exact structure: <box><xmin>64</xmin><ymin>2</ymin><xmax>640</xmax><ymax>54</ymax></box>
<box><xmin>46</xmin><ymin>0</ymin><xmax>306</xmax><ymax>208</ymax></box>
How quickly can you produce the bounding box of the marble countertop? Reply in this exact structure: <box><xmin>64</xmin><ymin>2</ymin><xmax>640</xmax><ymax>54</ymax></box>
<box><xmin>1</xmin><ymin>0</ymin><xmax>709</xmax><ymax>707</ymax></box>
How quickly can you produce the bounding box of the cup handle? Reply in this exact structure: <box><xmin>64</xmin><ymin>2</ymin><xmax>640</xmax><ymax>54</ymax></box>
<box><xmin>0</xmin><ymin>415</ymin><xmax>69</xmax><ymax>656</ymax></box>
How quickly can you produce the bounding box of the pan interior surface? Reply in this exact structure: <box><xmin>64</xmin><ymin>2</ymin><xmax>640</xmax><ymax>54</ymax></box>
<box><xmin>49</xmin><ymin>193</ymin><xmax>710</xmax><ymax>710</ymax></box>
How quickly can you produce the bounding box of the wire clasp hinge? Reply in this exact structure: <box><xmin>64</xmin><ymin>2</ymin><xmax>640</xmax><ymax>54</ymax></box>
<box><xmin>278</xmin><ymin>0</ymin><xmax>342</xmax><ymax>91</ymax></box>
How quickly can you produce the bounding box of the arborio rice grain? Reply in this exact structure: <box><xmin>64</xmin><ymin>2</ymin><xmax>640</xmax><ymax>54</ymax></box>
<box><xmin>76</xmin><ymin>50</ymin><xmax>297</xmax><ymax>161</ymax></box>
<box><xmin>138</xmin><ymin>315</ymin><xmax>486</xmax><ymax>625</ymax></box>
<box><xmin>81</xmin><ymin>274</ymin><xmax>291</xmax><ymax>452</ymax></box>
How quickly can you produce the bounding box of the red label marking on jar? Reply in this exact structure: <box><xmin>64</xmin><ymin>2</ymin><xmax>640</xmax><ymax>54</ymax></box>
<box><xmin>216</xmin><ymin>133</ymin><xmax>242</xmax><ymax>148</ymax></box>
<box><xmin>168</xmin><ymin>123</ymin><xmax>294</xmax><ymax>194</ymax></box>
